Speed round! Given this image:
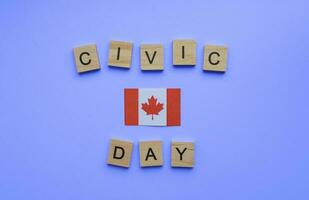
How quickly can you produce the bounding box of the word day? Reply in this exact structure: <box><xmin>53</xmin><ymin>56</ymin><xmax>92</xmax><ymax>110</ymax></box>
<box><xmin>107</xmin><ymin>139</ymin><xmax>194</xmax><ymax>168</ymax></box>
<box><xmin>73</xmin><ymin>40</ymin><xmax>228</xmax><ymax>73</ymax></box>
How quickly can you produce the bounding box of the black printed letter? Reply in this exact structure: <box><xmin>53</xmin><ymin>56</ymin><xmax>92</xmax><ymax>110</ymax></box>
<box><xmin>176</xmin><ymin>147</ymin><xmax>187</xmax><ymax>160</ymax></box>
<box><xmin>208</xmin><ymin>52</ymin><xmax>220</xmax><ymax>65</ymax></box>
<box><xmin>182</xmin><ymin>46</ymin><xmax>185</xmax><ymax>59</ymax></box>
<box><xmin>145</xmin><ymin>51</ymin><xmax>157</xmax><ymax>64</ymax></box>
<box><xmin>79</xmin><ymin>52</ymin><xmax>91</xmax><ymax>65</ymax></box>
<box><xmin>145</xmin><ymin>148</ymin><xmax>157</xmax><ymax>161</ymax></box>
<box><xmin>117</xmin><ymin>47</ymin><xmax>121</xmax><ymax>60</ymax></box>
<box><xmin>113</xmin><ymin>146</ymin><xmax>125</xmax><ymax>159</ymax></box>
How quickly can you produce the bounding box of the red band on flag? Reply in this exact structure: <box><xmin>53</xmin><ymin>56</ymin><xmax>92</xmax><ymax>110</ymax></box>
<box><xmin>124</xmin><ymin>88</ymin><xmax>138</xmax><ymax>125</ymax></box>
<box><xmin>167</xmin><ymin>88</ymin><xmax>181</xmax><ymax>126</ymax></box>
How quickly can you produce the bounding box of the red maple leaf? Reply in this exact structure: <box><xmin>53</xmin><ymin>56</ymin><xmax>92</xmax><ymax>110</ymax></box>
<box><xmin>141</xmin><ymin>96</ymin><xmax>164</xmax><ymax>120</ymax></box>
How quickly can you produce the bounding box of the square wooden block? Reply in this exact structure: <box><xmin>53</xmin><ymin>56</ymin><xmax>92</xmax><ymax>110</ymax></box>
<box><xmin>139</xmin><ymin>140</ymin><xmax>163</xmax><ymax>167</ymax></box>
<box><xmin>173</xmin><ymin>40</ymin><xmax>196</xmax><ymax>65</ymax></box>
<box><xmin>140</xmin><ymin>44</ymin><xmax>164</xmax><ymax>70</ymax></box>
<box><xmin>108</xmin><ymin>40</ymin><xmax>133</xmax><ymax>68</ymax></box>
<box><xmin>107</xmin><ymin>139</ymin><xmax>133</xmax><ymax>168</ymax></box>
<box><xmin>203</xmin><ymin>45</ymin><xmax>228</xmax><ymax>72</ymax></box>
<box><xmin>73</xmin><ymin>44</ymin><xmax>100</xmax><ymax>73</ymax></box>
<box><xmin>171</xmin><ymin>141</ymin><xmax>194</xmax><ymax>168</ymax></box>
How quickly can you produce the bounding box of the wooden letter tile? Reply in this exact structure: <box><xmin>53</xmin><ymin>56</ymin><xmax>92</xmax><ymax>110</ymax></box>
<box><xmin>139</xmin><ymin>140</ymin><xmax>163</xmax><ymax>167</ymax></box>
<box><xmin>73</xmin><ymin>44</ymin><xmax>100</xmax><ymax>73</ymax></box>
<box><xmin>108</xmin><ymin>41</ymin><xmax>133</xmax><ymax>68</ymax></box>
<box><xmin>171</xmin><ymin>141</ymin><xmax>194</xmax><ymax>168</ymax></box>
<box><xmin>203</xmin><ymin>45</ymin><xmax>228</xmax><ymax>72</ymax></box>
<box><xmin>107</xmin><ymin>139</ymin><xmax>133</xmax><ymax>168</ymax></box>
<box><xmin>173</xmin><ymin>40</ymin><xmax>196</xmax><ymax>65</ymax></box>
<box><xmin>140</xmin><ymin>44</ymin><xmax>164</xmax><ymax>70</ymax></box>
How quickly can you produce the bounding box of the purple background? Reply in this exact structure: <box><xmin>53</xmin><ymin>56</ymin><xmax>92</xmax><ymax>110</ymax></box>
<box><xmin>1</xmin><ymin>0</ymin><xmax>309</xmax><ymax>199</ymax></box>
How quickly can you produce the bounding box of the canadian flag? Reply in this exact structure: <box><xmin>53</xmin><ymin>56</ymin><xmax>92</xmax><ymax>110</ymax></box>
<box><xmin>124</xmin><ymin>88</ymin><xmax>181</xmax><ymax>126</ymax></box>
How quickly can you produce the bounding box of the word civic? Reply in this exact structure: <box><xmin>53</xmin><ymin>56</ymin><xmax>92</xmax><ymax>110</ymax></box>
<box><xmin>107</xmin><ymin>139</ymin><xmax>194</xmax><ymax>168</ymax></box>
<box><xmin>73</xmin><ymin>40</ymin><xmax>228</xmax><ymax>73</ymax></box>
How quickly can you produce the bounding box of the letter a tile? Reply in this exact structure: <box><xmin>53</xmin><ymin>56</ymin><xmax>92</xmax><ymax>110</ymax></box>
<box><xmin>107</xmin><ymin>139</ymin><xmax>133</xmax><ymax>168</ymax></box>
<box><xmin>139</xmin><ymin>141</ymin><xmax>163</xmax><ymax>167</ymax></box>
<box><xmin>140</xmin><ymin>44</ymin><xmax>164</xmax><ymax>70</ymax></box>
<box><xmin>73</xmin><ymin>44</ymin><xmax>100</xmax><ymax>73</ymax></box>
<box><xmin>171</xmin><ymin>141</ymin><xmax>194</xmax><ymax>168</ymax></box>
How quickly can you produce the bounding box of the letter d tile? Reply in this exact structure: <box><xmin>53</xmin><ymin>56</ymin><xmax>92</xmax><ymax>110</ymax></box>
<box><xmin>107</xmin><ymin>139</ymin><xmax>133</xmax><ymax>168</ymax></box>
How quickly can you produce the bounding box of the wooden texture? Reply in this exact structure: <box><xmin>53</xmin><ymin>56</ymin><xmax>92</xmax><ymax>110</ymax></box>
<box><xmin>171</xmin><ymin>141</ymin><xmax>194</xmax><ymax>167</ymax></box>
<box><xmin>107</xmin><ymin>139</ymin><xmax>133</xmax><ymax>168</ymax></box>
<box><xmin>173</xmin><ymin>40</ymin><xmax>196</xmax><ymax>65</ymax></box>
<box><xmin>203</xmin><ymin>45</ymin><xmax>228</xmax><ymax>72</ymax></box>
<box><xmin>140</xmin><ymin>44</ymin><xmax>164</xmax><ymax>70</ymax></box>
<box><xmin>73</xmin><ymin>44</ymin><xmax>100</xmax><ymax>73</ymax></box>
<box><xmin>139</xmin><ymin>140</ymin><xmax>163</xmax><ymax>167</ymax></box>
<box><xmin>108</xmin><ymin>41</ymin><xmax>133</xmax><ymax>68</ymax></box>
